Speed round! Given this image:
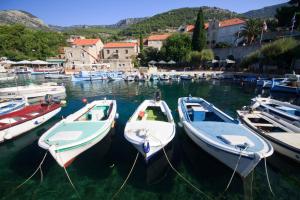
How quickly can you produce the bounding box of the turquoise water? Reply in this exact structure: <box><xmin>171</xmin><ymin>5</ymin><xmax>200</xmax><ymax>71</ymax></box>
<box><xmin>0</xmin><ymin>76</ymin><xmax>300</xmax><ymax>200</ymax></box>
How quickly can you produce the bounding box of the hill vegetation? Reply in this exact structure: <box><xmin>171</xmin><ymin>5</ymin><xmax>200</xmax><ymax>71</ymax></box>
<box><xmin>0</xmin><ymin>24</ymin><xmax>66</xmax><ymax>60</ymax></box>
<box><xmin>120</xmin><ymin>7</ymin><xmax>240</xmax><ymax>36</ymax></box>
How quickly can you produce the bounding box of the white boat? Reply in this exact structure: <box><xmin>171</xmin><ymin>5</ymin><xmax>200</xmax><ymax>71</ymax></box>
<box><xmin>180</xmin><ymin>74</ymin><xmax>193</xmax><ymax>81</ymax></box>
<box><xmin>0</xmin><ymin>82</ymin><xmax>66</xmax><ymax>103</ymax></box>
<box><xmin>38</xmin><ymin>100</ymin><xmax>117</xmax><ymax>167</ymax></box>
<box><xmin>71</xmin><ymin>71</ymin><xmax>107</xmax><ymax>82</ymax></box>
<box><xmin>14</xmin><ymin>67</ymin><xmax>33</xmax><ymax>74</ymax></box>
<box><xmin>124</xmin><ymin>94</ymin><xmax>175</xmax><ymax>161</ymax></box>
<box><xmin>31</xmin><ymin>68</ymin><xmax>62</xmax><ymax>75</ymax></box>
<box><xmin>150</xmin><ymin>74</ymin><xmax>159</xmax><ymax>81</ymax></box>
<box><xmin>107</xmin><ymin>72</ymin><xmax>124</xmax><ymax>81</ymax></box>
<box><xmin>238</xmin><ymin>109</ymin><xmax>300</xmax><ymax>163</ymax></box>
<box><xmin>124</xmin><ymin>75</ymin><xmax>135</xmax><ymax>81</ymax></box>
<box><xmin>44</xmin><ymin>74</ymin><xmax>70</xmax><ymax>79</ymax></box>
<box><xmin>0</xmin><ymin>100</ymin><xmax>27</xmax><ymax>116</ymax></box>
<box><xmin>0</xmin><ymin>76</ymin><xmax>16</xmax><ymax>81</ymax></box>
<box><xmin>178</xmin><ymin>97</ymin><xmax>273</xmax><ymax>177</ymax></box>
<box><xmin>159</xmin><ymin>74</ymin><xmax>169</xmax><ymax>81</ymax></box>
<box><xmin>251</xmin><ymin>97</ymin><xmax>300</xmax><ymax>127</ymax></box>
<box><xmin>0</xmin><ymin>101</ymin><xmax>61</xmax><ymax>143</ymax></box>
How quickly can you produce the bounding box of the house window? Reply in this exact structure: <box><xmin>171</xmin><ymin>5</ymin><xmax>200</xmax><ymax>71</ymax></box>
<box><xmin>125</xmin><ymin>49</ymin><xmax>128</xmax><ymax>54</ymax></box>
<box><xmin>107</xmin><ymin>50</ymin><xmax>110</xmax><ymax>54</ymax></box>
<box><xmin>70</xmin><ymin>52</ymin><xmax>73</xmax><ymax>57</ymax></box>
<box><xmin>123</xmin><ymin>64</ymin><xmax>125</xmax><ymax>66</ymax></box>
<box><xmin>119</xmin><ymin>64</ymin><xmax>122</xmax><ymax>67</ymax></box>
<box><xmin>116</xmin><ymin>50</ymin><xmax>119</xmax><ymax>53</ymax></box>
<box><xmin>81</xmin><ymin>52</ymin><xmax>85</xmax><ymax>58</ymax></box>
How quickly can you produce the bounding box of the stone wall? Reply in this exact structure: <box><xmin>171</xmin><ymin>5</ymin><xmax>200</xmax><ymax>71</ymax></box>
<box><xmin>213</xmin><ymin>44</ymin><xmax>260</xmax><ymax>61</ymax></box>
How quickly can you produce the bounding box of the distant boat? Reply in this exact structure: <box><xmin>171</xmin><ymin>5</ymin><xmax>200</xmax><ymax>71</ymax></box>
<box><xmin>251</xmin><ymin>97</ymin><xmax>300</xmax><ymax>127</ymax></box>
<box><xmin>14</xmin><ymin>67</ymin><xmax>33</xmax><ymax>74</ymax></box>
<box><xmin>149</xmin><ymin>74</ymin><xmax>159</xmax><ymax>81</ymax></box>
<box><xmin>71</xmin><ymin>71</ymin><xmax>107</xmax><ymax>82</ymax></box>
<box><xmin>124</xmin><ymin>93</ymin><xmax>175</xmax><ymax>161</ymax></box>
<box><xmin>159</xmin><ymin>74</ymin><xmax>169</xmax><ymax>81</ymax></box>
<box><xmin>238</xmin><ymin>109</ymin><xmax>300</xmax><ymax>163</ymax></box>
<box><xmin>0</xmin><ymin>65</ymin><xmax>7</xmax><ymax>73</ymax></box>
<box><xmin>124</xmin><ymin>75</ymin><xmax>135</xmax><ymax>81</ymax></box>
<box><xmin>0</xmin><ymin>100</ymin><xmax>61</xmax><ymax>143</ymax></box>
<box><xmin>0</xmin><ymin>100</ymin><xmax>27</xmax><ymax>116</ymax></box>
<box><xmin>271</xmin><ymin>74</ymin><xmax>300</xmax><ymax>94</ymax></box>
<box><xmin>0</xmin><ymin>76</ymin><xmax>16</xmax><ymax>81</ymax></box>
<box><xmin>169</xmin><ymin>74</ymin><xmax>180</xmax><ymax>81</ymax></box>
<box><xmin>31</xmin><ymin>68</ymin><xmax>62</xmax><ymax>75</ymax></box>
<box><xmin>107</xmin><ymin>72</ymin><xmax>124</xmax><ymax>81</ymax></box>
<box><xmin>44</xmin><ymin>74</ymin><xmax>70</xmax><ymax>79</ymax></box>
<box><xmin>0</xmin><ymin>82</ymin><xmax>66</xmax><ymax>103</ymax></box>
<box><xmin>256</xmin><ymin>78</ymin><xmax>272</xmax><ymax>88</ymax></box>
<box><xmin>38</xmin><ymin>100</ymin><xmax>117</xmax><ymax>167</ymax></box>
<box><xmin>178</xmin><ymin>97</ymin><xmax>273</xmax><ymax>177</ymax></box>
<box><xmin>180</xmin><ymin>74</ymin><xmax>193</xmax><ymax>81</ymax></box>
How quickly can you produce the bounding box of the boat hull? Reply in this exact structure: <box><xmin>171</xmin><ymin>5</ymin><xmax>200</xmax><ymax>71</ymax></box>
<box><xmin>182</xmin><ymin>122</ymin><xmax>259</xmax><ymax>177</ymax></box>
<box><xmin>49</xmin><ymin>123</ymin><xmax>113</xmax><ymax>167</ymax></box>
<box><xmin>0</xmin><ymin>107</ymin><xmax>61</xmax><ymax>142</ymax></box>
<box><xmin>271</xmin><ymin>84</ymin><xmax>299</xmax><ymax>94</ymax></box>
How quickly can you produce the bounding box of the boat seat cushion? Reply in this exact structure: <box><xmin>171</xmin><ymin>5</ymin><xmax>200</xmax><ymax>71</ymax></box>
<box><xmin>193</xmin><ymin>111</ymin><xmax>205</xmax><ymax>121</ymax></box>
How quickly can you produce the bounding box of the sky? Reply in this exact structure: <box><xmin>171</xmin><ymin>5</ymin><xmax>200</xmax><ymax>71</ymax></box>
<box><xmin>0</xmin><ymin>0</ymin><xmax>289</xmax><ymax>26</ymax></box>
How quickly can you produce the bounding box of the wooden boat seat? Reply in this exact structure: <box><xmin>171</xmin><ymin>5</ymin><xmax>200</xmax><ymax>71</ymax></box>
<box><xmin>269</xmin><ymin>133</ymin><xmax>300</xmax><ymax>149</ymax></box>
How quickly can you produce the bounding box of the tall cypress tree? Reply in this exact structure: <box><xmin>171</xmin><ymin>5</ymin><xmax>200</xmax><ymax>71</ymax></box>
<box><xmin>139</xmin><ymin>34</ymin><xmax>144</xmax><ymax>51</ymax></box>
<box><xmin>192</xmin><ymin>9</ymin><xmax>207</xmax><ymax>51</ymax></box>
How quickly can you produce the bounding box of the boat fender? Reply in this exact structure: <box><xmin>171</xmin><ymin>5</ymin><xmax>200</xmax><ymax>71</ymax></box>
<box><xmin>115</xmin><ymin>113</ymin><xmax>119</xmax><ymax>120</ymax></box>
<box><xmin>143</xmin><ymin>140</ymin><xmax>150</xmax><ymax>154</ymax></box>
<box><xmin>34</xmin><ymin>120</ymin><xmax>41</xmax><ymax>125</ymax></box>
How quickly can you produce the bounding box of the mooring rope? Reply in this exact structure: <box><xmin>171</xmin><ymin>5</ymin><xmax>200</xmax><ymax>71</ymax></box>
<box><xmin>264</xmin><ymin>157</ymin><xmax>274</xmax><ymax>196</ymax></box>
<box><xmin>15</xmin><ymin>151</ymin><xmax>48</xmax><ymax>190</ymax></box>
<box><xmin>224</xmin><ymin>146</ymin><xmax>248</xmax><ymax>192</ymax></box>
<box><xmin>111</xmin><ymin>152</ymin><xmax>139</xmax><ymax>200</ymax></box>
<box><xmin>63</xmin><ymin>164</ymin><xmax>81</xmax><ymax>199</ymax></box>
<box><xmin>162</xmin><ymin>147</ymin><xmax>214</xmax><ymax>200</ymax></box>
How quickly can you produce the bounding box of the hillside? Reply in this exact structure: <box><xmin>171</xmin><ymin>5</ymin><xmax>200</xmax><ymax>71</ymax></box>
<box><xmin>0</xmin><ymin>10</ymin><xmax>48</xmax><ymax>29</ymax></box>
<box><xmin>121</xmin><ymin>7</ymin><xmax>240</xmax><ymax>36</ymax></box>
<box><xmin>242</xmin><ymin>3</ymin><xmax>288</xmax><ymax>19</ymax></box>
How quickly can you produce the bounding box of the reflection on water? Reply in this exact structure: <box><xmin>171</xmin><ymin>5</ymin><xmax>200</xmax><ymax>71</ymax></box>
<box><xmin>0</xmin><ymin>75</ymin><xmax>300</xmax><ymax>200</ymax></box>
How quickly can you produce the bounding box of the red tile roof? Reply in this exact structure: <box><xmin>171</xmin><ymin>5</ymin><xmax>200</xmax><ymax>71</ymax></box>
<box><xmin>147</xmin><ymin>34</ymin><xmax>171</xmax><ymax>41</ymax></box>
<box><xmin>73</xmin><ymin>39</ymin><xmax>101</xmax><ymax>46</ymax></box>
<box><xmin>219</xmin><ymin>18</ymin><xmax>245</xmax><ymax>27</ymax></box>
<box><xmin>104</xmin><ymin>42</ymin><xmax>137</xmax><ymax>48</ymax></box>
<box><xmin>186</xmin><ymin>18</ymin><xmax>245</xmax><ymax>32</ymax></box>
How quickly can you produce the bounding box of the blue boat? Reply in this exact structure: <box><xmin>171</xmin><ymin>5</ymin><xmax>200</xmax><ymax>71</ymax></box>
<box><xmin>0</xmin><ymin>100</ymin><xmax>27</xmax><ymax>116</ymax></box>
<box><xmin>178</xmin><ymin>96</ymin><xmax>273</xmax><ymax>177</ymax></box>
<box><xmin>71</xmin><ymin>71</ymin><xmax>107</xmax><ymax>82</ymax></box>
<box><xmin>271</xmin><ymin>74</ymin><xmax>300</xmax><ymax>94</ymax></box>
<box><xmin>180</xmin><ymin>74</ymin><xmax>193</xmax><ymax>81</ymax></box>
<box><xmin>149</xmin><ymin>74</ymin><xmax>159</xmax><ymax>81</ymax></box>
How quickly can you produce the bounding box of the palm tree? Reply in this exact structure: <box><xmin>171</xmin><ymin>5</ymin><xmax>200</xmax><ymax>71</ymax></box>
<box><xmin>239</xmin><ymin>19</ymin><xmax>262</xmax><ymax>45</ymax></box>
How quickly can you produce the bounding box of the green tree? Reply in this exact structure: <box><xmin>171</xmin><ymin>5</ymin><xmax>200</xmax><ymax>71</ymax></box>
<box><xmin>189</xmin><ymin>49</ymin><xmax>214</xmax><ymax>68</ymax></box>
<box><xmin>275</xmin><ymin>0</ymin><xmax>300</xmax><ymax>29</ymax></box>
<box><xmin>139</xmin><ymin>47</ymin><xmax>160</xmax><ymax>66</ymax></box>
<box><xmin>161</xmin><ymin>33</ymin><xmax>191</xmax><ymax>63</ymax></box>
<box><xmin>139</xmin><ymin>34</ymin><xmax>144</xmax><ymax>51</ymax></box>
<box><xmin>192</xmin><ymin>9</ymin><xmax>206</xmax><ymax>51</ymax></box>
<box><xmin>239</xmin><ymin>19</ymin><xmax>261</xmax><ymax>45</ymax></box>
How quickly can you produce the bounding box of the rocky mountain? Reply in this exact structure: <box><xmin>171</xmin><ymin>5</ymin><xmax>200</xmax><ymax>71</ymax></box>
<box><xmin>242</xmin><ymin>3</ymin><xmax>289</xmax><ymax>19</ymax></box>
<box><xmin>0</xmin><ymin>10</ymin><xmax>48</xmax><ymax>29</ymax></box>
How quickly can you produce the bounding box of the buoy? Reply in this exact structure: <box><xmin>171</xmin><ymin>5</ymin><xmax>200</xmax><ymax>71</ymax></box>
<box><xmin>143</xmin><ymin>140</ymin><xmax>150</xmax><ymax>153</ymax></box>
<box><xmin>82</xmin><ymin>98</ymin><xmax>88</xmax><ymax>104</ymax></box>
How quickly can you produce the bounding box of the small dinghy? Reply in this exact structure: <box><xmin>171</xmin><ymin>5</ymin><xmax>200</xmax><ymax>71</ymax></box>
<box><xmin>251</xmin><ymin>97</ymin><xmax>300</xmax><ymax>127</ymax></box>
<box><xmin>180</xmin><ymin>74</ymin><xmax>193</xmax><ymax>81</ymax></box>
<box><xmin>38</xmin><ymin>100</ymin><xmax>117</xmax><ymax>167</ymax></box>
<box><xmin>159</xmin><ymin>74</ymin><xmax>169</xmax><ymax>81</ymax></box>
<box><xmin>238</xmin><ymin>109</ymin><xmax>300</xmax><ymax>163</ymax></box>
<box><xmin>178</xmin><ymin>97</ymin><xmax>273</xmax><ymax>177</ymax></box>
<box><xmin>0</xmin><ymin>99</ymin><xmax>62</xmax><ymax>143</ymax></box>
<box><xmin>0</xmin><ymin>100</ymin><xmax>27</xmax><ymax>116</ymax></box>
<box><xmin>124</xmin><ymin>92</ymin><xmax>175</xmax><ymax>161</ymax></box>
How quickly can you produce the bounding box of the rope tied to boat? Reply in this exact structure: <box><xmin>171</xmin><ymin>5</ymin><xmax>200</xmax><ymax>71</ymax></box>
<box><xmin>149</xmin><ymin>131</ymin><xmax>213</xmax><ymax>200</ymax></box>
<box><xmin>111</xmin><ymin>151</ymin><xmax>139</xmax><ymax>199</ymax></box>
<box><xmin>224</xmin><ymin>145</ymin><xmax>249</xmax><ymax>192</ymax></box>
<box><xmin>264</xmin><ymin>157</ymin><xmax>274</xmax><ymax>196</ymax></box>
<box><xmin>63</xmin><ymin>165</ymin><xmax>81</xmax><ymax>199</ymax></box>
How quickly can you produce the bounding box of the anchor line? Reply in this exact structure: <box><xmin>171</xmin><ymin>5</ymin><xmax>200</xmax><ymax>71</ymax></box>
<box><xmin>264</xmin><ymin>157</ymin><xmax>274</xmax><ymax>196</ymax></box>
<box><xmin>63</xmin><ymin>165</ymin><xmax>81</xmax><ymax>199</ymax></box>
<box><xmin>148</xmin><ymin>131</ymin><xmax>213</xmax><ymax>200</ymax></box>
<box><xmin>111</xmin><ymin>152</ymin><xmax>139</xmax><ymax>200</ymax></box>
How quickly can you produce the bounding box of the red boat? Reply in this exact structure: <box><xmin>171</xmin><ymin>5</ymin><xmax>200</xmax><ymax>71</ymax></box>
<box><xmin>0</xmin><ymin>102</ymin><xmax>61</xmax><ymax>142</ymax></box>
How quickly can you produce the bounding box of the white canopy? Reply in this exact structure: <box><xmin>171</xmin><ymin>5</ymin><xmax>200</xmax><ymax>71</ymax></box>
<box><xmin>31</xmin><ymin>60</ymin><xmax>49</xmax><ymax>65</ymax></box>
<box><xmin>158</xmin><ymin>60</ymin><xmax>167</xmax><ymax>64</ymax></box>
<box><xmin>16</xmin><ymin>60</ymin><xmax>31</xmax><ymax>65</ymax></box>
<box><xmin>168</xmin><ymin>60</ymin><xmax>176</xmax><ymax>64</ymax></box>
<box><xmin>148</xmin><ymin>60</ymin><xmax>157</xmax><ymax>64</ymax></box>
<box><xmin>0</xmin><ymin>60</ymin><xmax>16</xmax><ymax>64</ymax></box>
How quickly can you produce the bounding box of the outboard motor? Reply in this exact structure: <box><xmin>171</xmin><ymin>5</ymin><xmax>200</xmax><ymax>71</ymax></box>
<box><xmin>143</xmin><ymin>140</ymin><xmax>150</xmax><ymax>154</ymax></box>
<box><xmin>155</xmin><ymin>91</ymin><xmax>161</xmax><ymax>102</ymax></box>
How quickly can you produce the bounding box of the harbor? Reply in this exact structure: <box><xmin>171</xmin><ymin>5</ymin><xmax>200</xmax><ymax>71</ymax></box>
<box><xmin>0</xmin><ymin>75</ymin><xmax>300</xmax><ymax>199</ymax></box>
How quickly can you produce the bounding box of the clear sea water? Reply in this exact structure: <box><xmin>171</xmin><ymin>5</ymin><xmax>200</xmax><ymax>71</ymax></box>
<box><xmin>0</xmin><ymin>75</ymin><xmax>300</xmax><ymax>200</ymax></box>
